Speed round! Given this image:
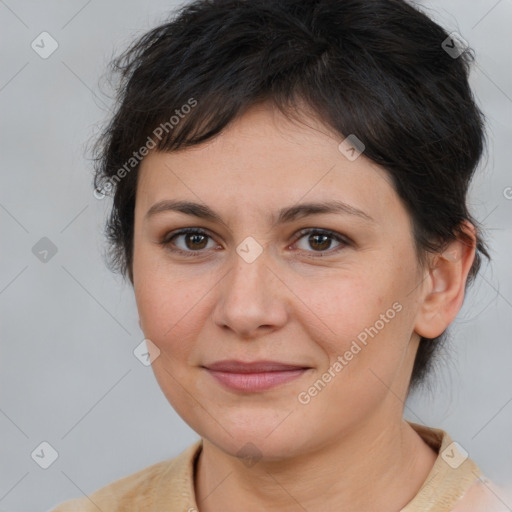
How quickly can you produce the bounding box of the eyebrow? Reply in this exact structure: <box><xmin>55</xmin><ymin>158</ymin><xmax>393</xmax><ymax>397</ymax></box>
<box><xmin>145</xmin><ymin>199</ymin><xmax>375</xmax><ymax>226</ymax></box>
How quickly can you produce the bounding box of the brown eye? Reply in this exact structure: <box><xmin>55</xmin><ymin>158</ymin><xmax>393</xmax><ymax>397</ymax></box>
<box><xmin>161</xmin><ymin>228</ymin><xmax>217</xmax><ymax>255</ymax></box>
<box><xmin>293</xmin><ymin>229</ymin><xmax>349</xmax><ymax>255</ymax></box>
<box><xmin>182</xmin><ymin>232</ymin><xmax>209</xmax><ymax>250</ymax></box>
<box><xmin>307</xmin><ymin>234</ymin><xmax>332</xmax><ymax>251</ymax></box>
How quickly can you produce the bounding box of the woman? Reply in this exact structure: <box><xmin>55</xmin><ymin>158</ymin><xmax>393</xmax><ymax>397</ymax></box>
<box><xmin>51</xmin><ymin>0</ymin><xmax>507</xmax><ymax>510</ymax></box>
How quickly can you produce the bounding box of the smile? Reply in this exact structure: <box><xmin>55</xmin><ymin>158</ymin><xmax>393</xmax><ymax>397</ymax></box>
<box><xmin>203</xmin><ymin>360</ymin><xmax>311</xmax><ymax>392</ymax></box>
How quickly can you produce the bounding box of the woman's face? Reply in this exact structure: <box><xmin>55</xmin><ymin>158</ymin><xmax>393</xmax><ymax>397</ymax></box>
<box><xmin>132</xmin><ymin>103</ymin><xmax>430</xmax><ymax>459</ymax></box>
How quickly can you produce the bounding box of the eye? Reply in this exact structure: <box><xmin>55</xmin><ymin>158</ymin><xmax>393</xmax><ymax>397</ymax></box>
<box><xmin>292</xmin><ymin>228</ymin><xmax>349</xmax><ymax>255</ymax></box>
<box><xmin>160</xmin><ymin>227</ymin><xmax>218</xmax><ymax>256</ymax></box>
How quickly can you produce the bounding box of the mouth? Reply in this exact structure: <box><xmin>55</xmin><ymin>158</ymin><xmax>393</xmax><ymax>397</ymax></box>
<box><xmin>202</xmin><ymin>360</ymin><xmax>311</xmax><ymax>392</ymax></box>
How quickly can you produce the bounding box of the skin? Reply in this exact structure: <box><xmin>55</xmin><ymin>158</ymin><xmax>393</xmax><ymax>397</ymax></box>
<box><xmin>132</xmin><ymin>102</ymin><xmax>476</xmax><ymax>511</ymax></box>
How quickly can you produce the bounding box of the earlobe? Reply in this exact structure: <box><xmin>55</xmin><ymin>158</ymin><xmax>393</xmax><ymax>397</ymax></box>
<box><xmin>414</xmin><ymin>223</ymin><xmax>476</xmax><ymax>339</ymax></box>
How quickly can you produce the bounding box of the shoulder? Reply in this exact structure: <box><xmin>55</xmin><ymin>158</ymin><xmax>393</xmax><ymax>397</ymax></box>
<box><xmin>451</xmin><ymin>478</ymin><xmax>511</xmax><ymax>512</ymax></box>
<box><xmin>48</xmin><ymin>459</ymin><xmax>174</xmax><ymax>511</ymax></box>
<box><xmin>48</xmin><ymin>440</ymin><xmax>202</xmax><ymax>511</ymax></box>
<box><xmin>403</xmin><ymin>422</ymin><xmax>510</xmax><ymax>512</ymax></box>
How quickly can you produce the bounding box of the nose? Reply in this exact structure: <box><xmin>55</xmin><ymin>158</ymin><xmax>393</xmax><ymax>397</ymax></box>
<box><xmin>211</xmin><ymin>247</ymin><xmax>289</xmax><ymax>339</ymax></box>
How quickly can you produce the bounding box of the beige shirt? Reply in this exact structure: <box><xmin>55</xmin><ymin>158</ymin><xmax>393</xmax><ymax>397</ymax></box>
<box><xmin>50</xmin><ymin>422</ymin><xmax>507</xmax><ymax>511</ymax></box>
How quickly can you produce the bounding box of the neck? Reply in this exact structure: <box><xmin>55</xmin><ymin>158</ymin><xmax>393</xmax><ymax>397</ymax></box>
<box><xmin>195</xmin><ymin>411</ymin><xmax>437</xmax><ymax>512</ymax></box>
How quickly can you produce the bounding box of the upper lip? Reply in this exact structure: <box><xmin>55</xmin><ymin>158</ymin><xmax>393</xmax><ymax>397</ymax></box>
<box><xmin>204</xmin><ymin>360</ymin><xmax>310</xmax><ymax>373</ymax></box>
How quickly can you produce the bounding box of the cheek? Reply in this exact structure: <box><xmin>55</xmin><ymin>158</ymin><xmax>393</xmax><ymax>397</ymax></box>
<box><xmin>290</xmin><ymin>263</ymin><xmax>413</xmax><ymax>385</ymax></box>
<box><xmin>133</xmin><ymin>266</ymin><xmax>208</xmax><ymax>415</ymax></box>
<box><xmin>133</xmin><ymin>250</ymin><xmax>225</xmax><ymax>367</ymax></box>
<box><xmin>291</xmin><ymin>268</ymin><xmax>395</xmax><ymax>344</ymax></box>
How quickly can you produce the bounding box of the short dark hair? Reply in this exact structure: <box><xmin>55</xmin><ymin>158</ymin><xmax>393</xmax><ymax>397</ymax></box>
<box><xmin>93</xmin><ymin>0</ymin><xmax>490</xmax><ymax>390</ymax></box>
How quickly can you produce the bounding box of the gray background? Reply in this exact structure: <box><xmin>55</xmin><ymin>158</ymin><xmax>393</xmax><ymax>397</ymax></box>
<box><xmin>0</xmin><ymin>0</ymin><xmax>511</xmax><ymax>510</ymax></box>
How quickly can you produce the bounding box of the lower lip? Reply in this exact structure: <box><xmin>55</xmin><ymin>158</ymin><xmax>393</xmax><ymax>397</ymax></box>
<box><xmin>206</xmin><ymin>369</ymin><xmax>308</xmax><ymax>392</ymax></box>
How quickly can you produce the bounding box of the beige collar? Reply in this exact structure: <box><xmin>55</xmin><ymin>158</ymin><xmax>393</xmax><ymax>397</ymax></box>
<box><xmin>159</xmin><ymin>421</ymin><xmax>481</xmax><ymax>510</ymax></box>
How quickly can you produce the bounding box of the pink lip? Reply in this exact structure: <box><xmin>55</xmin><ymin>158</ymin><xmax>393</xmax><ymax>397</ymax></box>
<box><xmin>203</xmin><ymin>360</ymin><xmax>310</xmax><ymax>392</ymax></box>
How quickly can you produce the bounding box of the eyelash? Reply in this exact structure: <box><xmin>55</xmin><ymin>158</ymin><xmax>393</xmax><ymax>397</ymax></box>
<box><xmin>159</xmin><ymin>227</ymin><xmax>351</xmax><ymax>258</ymax></box>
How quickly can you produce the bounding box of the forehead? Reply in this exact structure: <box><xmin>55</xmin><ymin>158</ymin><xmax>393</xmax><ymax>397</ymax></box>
<box><xmin>135</xmin><ymin>104</ymin><xmax>398</xmax><ymax>224</ymax></box>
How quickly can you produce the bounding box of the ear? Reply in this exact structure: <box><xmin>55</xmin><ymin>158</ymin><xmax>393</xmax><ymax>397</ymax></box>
<box><xmin>414</xmin><ymin>221</ymin><xmax>477</xmax><ymax>339</ymax></box>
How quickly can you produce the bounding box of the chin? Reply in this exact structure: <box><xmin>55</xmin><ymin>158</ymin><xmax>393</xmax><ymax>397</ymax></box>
<box><xmin>193</xmin><ymin>410</ymin><xmax>314</xmax><ymax>461</ymax></box>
